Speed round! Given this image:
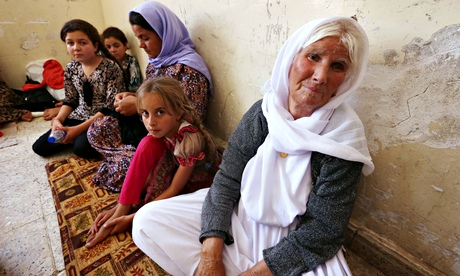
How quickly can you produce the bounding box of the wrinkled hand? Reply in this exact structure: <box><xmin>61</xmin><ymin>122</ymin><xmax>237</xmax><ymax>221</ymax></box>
<box><xmin>114</xmin><ymin>92</ymin><xmax>137</xmax><ymax>116</ymax></box>
<box><xmin>195</xmin><ymin>237</ymin><xmax>226</xmax><ymax>276</ymax></box>
<box><xmin>195</xmin><ymin>256</ymin><xmax>226</xmax><ymax>276</ymax></box>
<box><xmin>239</xmin><ymin>260</ymin><xmax>273</xmax><ymax>276</ymax></box>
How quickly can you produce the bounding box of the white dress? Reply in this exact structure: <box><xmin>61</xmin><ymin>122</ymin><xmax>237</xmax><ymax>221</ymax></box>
<box><xmin>132</xmin><ymin>188</ymin><xmax>352</xmax><ymax>276</ymax></box>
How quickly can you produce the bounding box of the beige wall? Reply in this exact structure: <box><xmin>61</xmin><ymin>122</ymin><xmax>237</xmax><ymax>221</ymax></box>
<box><xmin>0</xmin><ymin>0</ymin><xmax>104</xmax><ymax>89</ymax></box>
<box><xmin>2</xmin><ymin>0</ymin><xmax>459</xmax><ymax>274</ymax></box>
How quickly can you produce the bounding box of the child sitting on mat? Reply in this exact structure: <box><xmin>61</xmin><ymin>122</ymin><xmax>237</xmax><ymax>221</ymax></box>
<box><xmin>85</xmin><ymin>77</ymin><xmax>222</xmax><ymax>248</ymax></box>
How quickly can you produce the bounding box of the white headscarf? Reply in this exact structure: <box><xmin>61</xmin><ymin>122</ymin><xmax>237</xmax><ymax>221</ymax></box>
<box><xmin>240</xmin><ymin>17</ymin><xmax>374</xmax><ymax>227</ymax></box>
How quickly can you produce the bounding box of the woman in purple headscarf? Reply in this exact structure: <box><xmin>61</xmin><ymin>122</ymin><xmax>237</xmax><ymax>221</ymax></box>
<box><xmin>85</xmin><ymin>1</ymin><xmax>213</xmax><ymax>248</ymax></box>
<box><xmin>115</xmin><ymin>1</ymin><xmax>213</xmax><ymax>120</ymax></box>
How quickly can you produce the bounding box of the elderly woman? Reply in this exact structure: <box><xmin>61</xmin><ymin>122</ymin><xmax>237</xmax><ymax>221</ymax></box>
<box><xmin>132</xmin><ymin>16</ymin><xmax>374</xmax><ymax>275</ymax></box>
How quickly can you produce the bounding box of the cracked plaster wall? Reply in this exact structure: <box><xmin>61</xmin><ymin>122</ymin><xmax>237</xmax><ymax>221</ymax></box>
<box><xmin>1</xmin><ymin>0</ymin><xmax>459</xmax><ymax>274</ymax></box>
<box><xmin>349</xmin><ymin>23</ymin><xmax>460</xmax><ymax>274</ymax></box>
<box><xmin>0</xmin><ymin>0</ymin><xmax>104</xmax><ymax>89</ymax></box>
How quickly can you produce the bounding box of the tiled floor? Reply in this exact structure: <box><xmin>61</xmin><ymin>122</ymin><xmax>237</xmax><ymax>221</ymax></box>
<box><xmin>0</xmin><ymin>118</ymin><xmax>382</xmax><ymax>275</ymax></box>
<box><xmin>0</xmin><ymin>118</ymin><xmax>71</xmax><ymax>276</ymax></box>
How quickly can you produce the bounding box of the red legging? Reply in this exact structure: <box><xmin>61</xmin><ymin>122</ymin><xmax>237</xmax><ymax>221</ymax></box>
<box><xmin>118</xmin><ymin>135</ymin><xmax>166</xmax><ymax>205</ymax></box>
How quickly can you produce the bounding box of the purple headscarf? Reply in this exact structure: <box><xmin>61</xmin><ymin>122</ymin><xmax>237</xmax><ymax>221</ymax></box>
<box><xmin>130</xmin><ymin>1</ymin><xmax>213</xmax><ymax>94</ymax></box>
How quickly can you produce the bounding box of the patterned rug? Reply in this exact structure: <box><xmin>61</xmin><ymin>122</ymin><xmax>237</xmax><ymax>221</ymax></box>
<box><xmin>46</xmin><ymin>156</ymin><xmax>170</xmax><ymax>276</ymax></box>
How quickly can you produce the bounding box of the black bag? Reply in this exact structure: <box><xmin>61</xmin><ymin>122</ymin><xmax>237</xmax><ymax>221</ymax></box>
<box><xmin>12</xmin><ymin>78</ymin><xmax>57</xmax><ymax>111</ymax></box>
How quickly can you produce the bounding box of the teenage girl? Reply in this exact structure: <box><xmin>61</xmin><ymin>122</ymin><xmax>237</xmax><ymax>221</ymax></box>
<box><xmin>102</xmin><ymin>27</ymin><xmax>143</xmax><ymax>92</ymax></box>
<box><xmin>85</xmin><ymin>77</ymin><xmax>222</xmax><ymax>248</ymax></box>
<box><xmin>32</xmin><ymin>19</ymin><xmax>125</xmax><ymax>158</ymax></box>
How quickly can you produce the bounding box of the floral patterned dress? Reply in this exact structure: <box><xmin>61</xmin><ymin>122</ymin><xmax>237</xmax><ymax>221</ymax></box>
<box><xmin>87</xmin><ymin>63</ymin><xmax>211</xmax><ymax>191</ymax></box>
<box><xmin>121</xmin><ymin>54</ymin><xmax>142</xmax><ymax>92</ymax></box>
<box><xmin>140</xmin><ymin>122</ymin><xmax>222</xmax><ymax>204</ymax></box>
<box><xmin>0</xmin><ymin>75</ymin><xmax>28</xmax><ymax>124</ymax></box>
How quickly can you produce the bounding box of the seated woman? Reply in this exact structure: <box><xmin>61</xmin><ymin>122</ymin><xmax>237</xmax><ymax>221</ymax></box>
<box><xmin>87</xmin><ymin>0</ymin><xmax>213</xmax><ymax>192</ymax></box>
<box><xmin>132</xmin><ymin>16</ymin><xmax>375</xmax><ymax>275</ymax></box>
<box><xmin>0</xmin><ymin>73</ymin><xmax>32</xmax><ymax>124</ymax></box>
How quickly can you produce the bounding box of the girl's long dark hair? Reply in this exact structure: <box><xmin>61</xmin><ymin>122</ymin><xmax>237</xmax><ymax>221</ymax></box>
<box><xmin>101</xmin><ymin>26</ymin><xmax>128</xmax><ymax>45</ymax></box>
<box><xmin>101</xmin><ymin>26</ymin><xmax>130</xmax><ymax>90</ymax></box>
<box><xmin>60</xmin><ymin>19</ymin><xmax>120</xmax><ymax>67</ymax></box>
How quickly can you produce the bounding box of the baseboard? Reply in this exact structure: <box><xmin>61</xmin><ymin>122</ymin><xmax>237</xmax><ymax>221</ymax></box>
<box><xmin>344</xmin><ymin>220</ymin><xmax>446</xmax><ymax>276</ymax></box>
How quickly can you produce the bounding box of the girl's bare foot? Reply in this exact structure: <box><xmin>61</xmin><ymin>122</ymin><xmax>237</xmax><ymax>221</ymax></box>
<box><xmin>88</xmin><ymin>205</ymin><xmax>117</xmax><ymax>236</ymax></box>
<box><xmin>86</xmin><ymin>223</ymin><xmax>114</xmax><ymax>248</ymax></box>
<box><xmin>85</xmin><ymin>203</ymin><xmax>132</xmax><ymax>248</ymax></box>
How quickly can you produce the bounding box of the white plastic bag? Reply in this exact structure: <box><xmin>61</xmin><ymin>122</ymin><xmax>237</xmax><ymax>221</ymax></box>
<box><xmin>24</xmin><ymin>59</ymin><xmax>48</xmax><ymax>83</ymax></box>
<box><xmin>24</xmin><ymin>59</ymin><xmax>65</xmax><ymax>101</ymax></box>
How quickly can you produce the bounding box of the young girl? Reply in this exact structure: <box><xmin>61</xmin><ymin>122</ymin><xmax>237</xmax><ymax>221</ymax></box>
<box><xmin>32</xmin><ymin>19</ymin><xmax>125</xmax><ymax>158</ymax></box>
<box><xmin>102</xmin><ymin>26</ymin><xmax>143</xmax><ymax>92</ymax></box>
<box><xmin>85</xmin><ymin>77</ymin><xmax>222</xmax><ymax>248</ymax></box>
<box><xmin>87</xmin><ymin>2</ymin><xmax>213</xmax><ymax>191</ymax></box>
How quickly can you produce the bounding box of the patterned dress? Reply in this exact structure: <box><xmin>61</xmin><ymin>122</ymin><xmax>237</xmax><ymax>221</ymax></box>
<box><xmin>146</xmin><ymin>63</ymin><xmax>210</xmax><ymax>121</ymax></box>
<box><xmin>118</xmin><ymin>121</ymin><xmax>222</xmax><ymax>206</ymax></box>
<box><xmin>64</xmin><ymin>58</ymin><xmax>124</xmax><ymax>120</ymax></box>
<box><xmin>31</xmin><ymin>58</ymin><xmax>124</xmax><ymax>158</ymax></box>
<box><xmin>88</xmin><ymin>62</ymin><xmax>211</xmax><ymax>191</ymax></box>
<box><xmin>0</xmin><ymin>75</ymin><xmax>28</xmax><ymax>124</ymax></box>
<box><xmin>121</xmin><ymin>54</ymin><xmax>142</xmax><ymax>92</ymax></box>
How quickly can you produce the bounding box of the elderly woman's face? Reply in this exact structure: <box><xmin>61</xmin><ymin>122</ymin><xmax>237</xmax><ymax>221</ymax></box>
<box><xmin>287</xmin><ymin>36</ymin><xmax>350</xmax><ymax>119</ymax></box>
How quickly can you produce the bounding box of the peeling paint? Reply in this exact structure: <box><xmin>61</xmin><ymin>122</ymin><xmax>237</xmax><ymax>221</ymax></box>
<box><xmin>368</xmin><ymin>209</ymin><xmax>409</xmax><ymax>230</ymax></box>
<box><xmin>452</xmin><ymin>262</ymin><xmax>460</xmax><ymax>275</ymax></box>
<box><xmin>382</xmin><ymin>49</ymin><xmax>399</xmax><ymax>65</ymax></box>
<box><xmin>431</xmin><ymin>185</ymin><xmax>444</xmax><ymax>192</ymax></box>
<box><xmin>20</xmin><ymin>33</ymin><xmax>40</xmax><ymax>51</ymax></box>
<box><xmin>453</xmin><ymin>243</ymin><xmax>460</xmax><ymax>255</ymax></box>
<box><xmin>374</xmin><ymin>187</ymin><xmax>394</xmax><ymax>200</ymax></box>
<box><xmin>428</xmin><ymin>121</ymin><xmax>441</xmax><ymax>134</ymax></box>
<box><xmin>415</xmin><ymin>224</ymin><xmax>439</xmax><ymax>245</ymax></box>
<box><xmin>351</xmin><ymin>23</ymin><xmax>460</xmax><ymax>153</ymax></box>
<box><xmin>46</xmin><ymin>31</ymin><xmax>59</xmax><ymax>41</ymax></box>
<box><xmin>27</xmin><ymin>19</ymin><xmax>50</xmax><ymax>24</ymax></box>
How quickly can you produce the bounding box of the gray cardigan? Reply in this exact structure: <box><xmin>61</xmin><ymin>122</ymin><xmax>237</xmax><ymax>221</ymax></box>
<box><xmin>200</xmin><ymin>100</ymin><xmax>363</xmax><ymax>275</ymax></box>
